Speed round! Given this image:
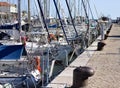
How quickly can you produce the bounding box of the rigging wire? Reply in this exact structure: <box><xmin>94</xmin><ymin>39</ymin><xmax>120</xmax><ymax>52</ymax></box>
<box><xmin>53</xmin><ymin>0</ymin><xmax>69</xmax><ymax>45</ymax></box>
<box><xmin>65</xmin><ymin>0</ymin><xmax>78</xmax><ymax>37</ymax></box>
<box><xmin>86</xmin><ymin>0</ymin><xmax>94</xmax><ymax>20</ymax></box>
<box><xmin>92</xmin><ymin>0</ymin><xmax>100</xmax><ymax>19</ymax></box>
<box><xmin>34</xmin><ymin>0</ymin><xmax>46</xmax><ymax>31</ymax></box>
<box><xmin>56</xmin><ymin>0</ymin><xmax>72</xmax><ymax>38</ymax></box>
<box><xmin>81</xmin><ymin>0</ymin><xmax>89</xmax><ymax>36</ymax></box>
<box><xmin>37</xmin><ymin>0</ymin><xmax>50</xmax><ymax>40</ymax></box>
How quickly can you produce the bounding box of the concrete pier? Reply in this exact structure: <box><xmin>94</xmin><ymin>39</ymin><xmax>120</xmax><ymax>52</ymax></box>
<box><xmin>47</xmin><ymin>24</ymin><xmax>120</xmax><ymax>88</ymax></box>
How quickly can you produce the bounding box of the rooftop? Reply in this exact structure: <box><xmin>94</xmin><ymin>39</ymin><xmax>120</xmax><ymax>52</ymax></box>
<box><xmin>0</xmin><ymin>2</ymin><xmax>10</xmax><ymax>7</ymax></box>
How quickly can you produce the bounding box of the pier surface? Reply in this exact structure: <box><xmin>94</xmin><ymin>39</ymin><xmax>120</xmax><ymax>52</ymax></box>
<box><xmin>47</xmin><ymin>24</ymin><xmax>120</xmax><ymax>88</ymax></box>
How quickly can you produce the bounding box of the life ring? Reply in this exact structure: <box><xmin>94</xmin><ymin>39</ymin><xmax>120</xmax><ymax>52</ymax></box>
<box><xmin>48</xmin><ymin>33</ymin><xmax>57</xmax><ymax>42</ymax></box>
<box><xmin>34</xmin><ymin>56</ymin><xmax>41</xmax><ymax>73</ymax></box>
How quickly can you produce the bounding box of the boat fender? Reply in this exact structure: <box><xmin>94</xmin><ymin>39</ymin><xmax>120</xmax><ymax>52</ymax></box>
<box><xmin>31</xmin><ymin>69</ymin><xmax>41</xmax><ymax>81</ymax></box>
<box><xmin>31</xmin><ymin>56</ymin><xmax>42</xmax><ymax>81</ymax></box>
<box><xmin>48</xmin><ymin>33</ymin><xmax>57</xmax><ymax>42</ymax></box>
<box><xmin>0</xmin><ymin>84</ymin><xmax>3</xmax><ymax>88</ymax></box>
<box><xmin>34</xmin><ymin>56</ymin><xmax>41</xmax><ymax>72</ymax></box>
<box><xmin>3</xmin><ymin>83</ymin><xmax>13</xmax><ymax>88</ymax></box>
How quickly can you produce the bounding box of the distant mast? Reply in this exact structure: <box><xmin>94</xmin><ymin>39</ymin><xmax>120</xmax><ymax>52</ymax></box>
<box><xmin>74</xmin><ymin>0</ymin><xmax>76</xmax><ymax>18</ymax></box>
<box><xmin>44</xmin><ymin>0</ymin><xmax>47</xmax><ymax>19</ymax></box>
<box><xmin>44</xmin><ymin>0</ymin><xmax>50</xmax><ymax>18</ymax></box>
<box><xmin>47</xmin><ymin>0</ymin><xmax>50</xmax><ymax>18</ymax></box>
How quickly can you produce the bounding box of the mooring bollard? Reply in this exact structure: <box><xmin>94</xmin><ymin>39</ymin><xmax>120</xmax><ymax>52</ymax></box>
<box><xmin>106</xmin><ymin>30</ymin><xmax>110</xmax><ymax>35</ymax></box>
<box><xmin>71</xmin><ymin>66</ymin><xmax>95</xmax><ymax>88</ymax></box>
<box><xmin>104</xmin><ymin>30</ymin><xmax>110</xmax><ymax>40</ymax></box>
<box><xmin>97</xmin><ymin>41</ymin><xmax>106</xmax><ymax>51</ymax></box>
<box><xmin>104</xmin><ymin>34</ymin><xmax>108</xmax><ymax>40</ymax></box>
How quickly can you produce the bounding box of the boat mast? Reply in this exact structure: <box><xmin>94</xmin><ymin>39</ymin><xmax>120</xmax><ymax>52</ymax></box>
<box><xmin>44</xmin><ymin>0</ymin><xmax>47</xmax><ymax>19</ymax></box>
<box><xmin>68</xmin><ymin>0</ymin><xmax>71</xmax><ymax>18</ymax></box>
<box><xmin>47</xmin><ymin>0</ymin><xmax>50</xmax><ymax>18</ymax></box>
<box><xmin>74</xmin><ymin>0</ymin><xmax>76</xmax><ymax>18</ymax></box>
<box><xmin>78</xmin><ymin>0</ymin><xmax>80</xmax><ymax>16</ymax></box>
<box><xmin>28</xmin><ymin>0</ymin><xmax>31</xmax><ymax>31</ymax></box>
<box><xmin>18</xmin><ymin>0</ymin><xmax>21</xmax><ymax>32</ymax></box>
<box><xmin>56</xmin><ymin>0</ymin><xmax>60</xmax><ymax>19</ymax></box>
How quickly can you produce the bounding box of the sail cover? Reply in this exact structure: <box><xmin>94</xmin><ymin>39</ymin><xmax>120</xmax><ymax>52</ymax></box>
<box><xmin>0</xmin><ymin>45</ymin><xmax>27</xmax><ymax>60</ymax></box>
<box><xmin>0</xmin><ymin>23</ymin><xmax>19</xmax><ymax>30</ymax></box>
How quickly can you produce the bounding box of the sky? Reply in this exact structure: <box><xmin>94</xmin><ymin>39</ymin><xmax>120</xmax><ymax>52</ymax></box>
<box><xmin>0</xmin><ymin>0</ymin><xmax>120</xmax><ymax>19</ymax></box>
<box><xmin>92</xmin><ymin>0</ymin><xmax>120</xmax><ymax>19</ymax></box>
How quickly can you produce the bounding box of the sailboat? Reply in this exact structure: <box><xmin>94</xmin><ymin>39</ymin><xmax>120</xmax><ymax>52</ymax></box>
<box><xmin>0</xmin><ymin>44</ymin><xmax>42</xmax><ymax>88</ymax></box>
<box><xmin>0</xmin><ymin>1</ymin><xmax>43</xmax><ymax>88</ymax></box>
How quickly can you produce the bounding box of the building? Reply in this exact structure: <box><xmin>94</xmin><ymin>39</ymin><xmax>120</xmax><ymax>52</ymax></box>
<box><xmin>0</xmin><ymin>2</ymin><xmax>17</xmax><ymax>23</ymax></box>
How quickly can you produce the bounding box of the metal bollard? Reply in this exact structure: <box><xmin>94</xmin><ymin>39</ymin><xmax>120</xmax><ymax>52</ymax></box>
<box><xmin>106</xmin><ymin>30</ymin><xmax>110</xmax><ymax>35</ymax></box>
<box><xmin>71</xmin><ymin>66</ymin><xmax>95</xmax><ymax>88</ymax></box>
<box><xmin>104</xmin><ymin>34</ymin><xmax>108</xmax><ymax>40</ymax></box>
<box><xmin>97</xmin><ymin>41</ymin><xmax>106</xmax><ymax>51</ymax></box>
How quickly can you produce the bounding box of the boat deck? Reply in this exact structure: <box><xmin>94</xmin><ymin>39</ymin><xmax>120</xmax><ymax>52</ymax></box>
<box><xmin>47</xmin><ymin>24</ymin><xmax>120</xmax><ymax>88</ymax></box>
